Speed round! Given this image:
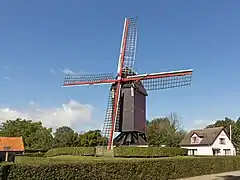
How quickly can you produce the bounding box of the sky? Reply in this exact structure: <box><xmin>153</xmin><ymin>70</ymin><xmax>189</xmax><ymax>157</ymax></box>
<box><xmin>0</xmin><ymin>0</ymin><xmax>240</xmax><ymax>132</ymax></box>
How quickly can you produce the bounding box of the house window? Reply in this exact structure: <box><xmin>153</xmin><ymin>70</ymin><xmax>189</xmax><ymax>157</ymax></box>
<box><xmin>191</xmin><ymin>137</ymin><xmax>199</xmax><ymax>144</ymax></box>
<box><xmin>188</xmin><ymin>149</ymin><xmax>197</xmax><ymax>156</ymax></box>
<box><xmin>224</xmin><ymin>149</ymin><xmax>231</xmax><ymax>156</ymax></box>
<box><xmin>192</xmin><ymin>137</ymin><xmax>196</xmax><ymax>143</ymax></box>
<box><xmin>213</xmin><ymin>148</ymin><xmax>221</xmax><ymax>156</ymax></box>
<box><xmin>219</xmin><ymin>138</ymin><xmax>226</xmax><ymax>145</ymax></box>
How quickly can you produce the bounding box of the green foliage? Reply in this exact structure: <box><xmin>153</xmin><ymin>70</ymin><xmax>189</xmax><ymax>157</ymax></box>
<box><xmin>53</xmin><ymin>126</ymin><xmax>78</xmax><ymax>148</ymax></box>
<box><xmin>114</xmin><ymin>147</ymin><xmax>187</xmax><ymax>157</ymax></box>
<box><xmin>147</xmin><ymin>112</ymin><xmax>186</xmax><ymax>147</ymax></box>
<box><xmin>23</xmin><ymin>153</ymin><xmax>45</xmax><ymax>157</ymax></box>
<box><xmin>24</xmin><ymin>149</ymin><xmax>48</xmax><ymax>153</ymax></box>
<box><xmin>44</xmin><ymin>146</ymin><xmax>186</xmax><ymax>158</ymax></box>
<box><xmin>15</xmin><ymin>156</ymin><xmax>53</xmax><ymax>164</ymax></box>
<box><xmin>0</xmin><ymin>164</ymin><xmax>11</xmax><ymax>180</ymax></box>
<box><xmin>0</xmin><ymin>118</ymin><xmax>53</xmax><ymax>150</ymax></box>
<box><xmin>77</xmin><ymin>130</ymin><xmax>108</xmax><ymax>147</ymax></box>
<box><xmin>205</xmin><ymin>117</ymin><xmax>240</xmax><ymax>147</ymax></box>
<box><xmin>45</xmin><ymin>147</ymin><xmax>96</xmax><ymax>157</ymax></box>
<box><xmin>0</xmin><ymin>119</ymin><xmax>107</xmax><ymax>150</ymax></box>
<box><xmin>1</xmin><ymin>156</ymin><xmax>240</xmax><ymax>179</ymax></box>
<box><xmin>53</xmin><ymin>127</ymin><xmax>107</xmax><ymax>148</ymax></box>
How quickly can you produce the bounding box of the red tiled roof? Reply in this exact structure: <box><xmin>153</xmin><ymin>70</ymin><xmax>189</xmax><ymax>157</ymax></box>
<box><xmin>0</xmin><ymin>137</ymin><xmax>24</xmax><ymax>151</ymax></box>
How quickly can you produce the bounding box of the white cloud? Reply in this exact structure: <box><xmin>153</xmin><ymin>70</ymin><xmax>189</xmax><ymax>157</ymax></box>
<box><xmin>0</xmin><ymin>100</ymin><xmax>93</xmax><ymax>131</ymax></box>
<box><xmin>3</xmin><ymin>77</ymin><xmax>11</xmax><ymax>81</ymax></box>
<box><xmin>192</xmin><ymin>119</ymin><xmax>215</xmax><ymax>129</ymax></box>
<box><xmin>2</xmin><ymin>65</ymin><xmax>9</xmax><ymax>69</ymax></box>
<box><xmin>62</xmin><ymin>68</ymin><xmax>75</xmax><ymax>75</ymax></box>
<box><xmin>62</xmin><ymin>68</ymin><xmax>85</xmax><ymax>75</ymax></box>
<box><xmin>50</xmin><ymin>68</ymin><xmax>55</xmax><ymax>73</ymax></box>
<box><xmin>28</xmin><ymin>100</ymin><xmax>36</xmax><ymax>105</ymax></box>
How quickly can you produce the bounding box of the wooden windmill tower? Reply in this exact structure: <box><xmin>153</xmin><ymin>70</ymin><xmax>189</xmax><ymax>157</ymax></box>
<box><xmin>63</xmin><ymin>17</ymin><xmax>193</xmax><ymax>151</ymax></box>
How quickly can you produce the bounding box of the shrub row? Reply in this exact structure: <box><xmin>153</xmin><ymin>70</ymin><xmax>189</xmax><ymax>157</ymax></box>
<box><xmin>23</xmin><ymin>152</ymin><xmax>45</xmax><ymax>157</ymax></box>
<box><xmin>24</xmin><ymin>149</ymin><xmax>48</xmax><ymax>153</ymax></box>
<box><xmin>2</xmin><ymin>156</ymin><xmax>240</xmax><ymax>179</ymax></box>
<box><xmin>114</xmin><ymin>147</ymin><xmax>187</xmax><ymax>157</ymax></box>
<box><xmin>45</xmin><ymin>147</ymin><xmax>96</xmax><ymax>157</ymax></box>
<box><xmin>45</xmin><ymin>146</ymin><xmax>187</xmax><ymax>157</ymax></box>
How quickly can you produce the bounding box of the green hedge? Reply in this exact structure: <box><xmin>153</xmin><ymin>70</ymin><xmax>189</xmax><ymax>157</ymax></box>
<box><xmin>114</xmin><ymin>147</ymin><xmax>187</xmax><ymax>157</ymax></box>
<box><xmin>23</xmin><ymin>152</ymin><xmax>45</xmax><ymax>157</ymax></box>
<box><xmin>2</xmin><ymin>156</ymin><xmax>240</xmax><ymax>179</ymax></box>
<box><xmin>45</xmin><ymin>147</ymin><xmax>96</xmax><ymax>157</ymax></box>
<box><xmin>24</xmin><ymin>149</ymin><xmax>48</xmax><ymax>153</ymax></box>
<box><xmin>45</xmin><ymin>146</ymin><xmax>187</xmax><ymax>158</ymax></box>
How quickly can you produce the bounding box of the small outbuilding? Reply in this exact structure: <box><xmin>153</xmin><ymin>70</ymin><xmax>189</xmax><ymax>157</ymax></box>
<box><xmin>0</xmin><ymin>137</ymin><xmax>24</xmax><ymax>162</ymax></box>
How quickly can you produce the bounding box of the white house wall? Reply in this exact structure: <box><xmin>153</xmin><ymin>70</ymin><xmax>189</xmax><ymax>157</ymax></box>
<box><xmin>182</xmin><ymin>146</ymin><xmax>212</xmax><ymax>156</ymax></box>
<box><xmin>211</xmin><ymin>130</ymin><xmax>236</xmax><ymax>156</ymax></box>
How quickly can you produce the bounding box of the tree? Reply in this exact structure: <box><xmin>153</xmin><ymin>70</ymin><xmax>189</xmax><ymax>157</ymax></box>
<box><xmin>168</xmin><ymin>112</ymin><xmax>182</xmax><ymax>131</ymax></box>
<box><xmin>146</xmin><ymin>120</ymin><xmax>150</xmax><ymax>126</ymax></box>
<box><xmin>146</xmin><ymin>117</ymin><xmax>173</xmax><ymax>146</ymax></box>
<box><xmin>77</xmin><ymin>130</ymin><xmax>107</xmax><ymax>147</ymax></box>
<box><xmin>53</xmin><ymin>126</ymin><xmax>78</xmax><ymax>148</ymax></box>
<box><xmin>0</xmin><ymin>118</ymin><xmax>53</xmax><ymax>150</ymax></box>
<box><xmin>146</xmin><ymin>112</ymin><xmax>186</xmax><ymax>147</ymax></box>
<box><xmin>31</xmin><ymin>128</ymin><xmax>53</xmax><ymax>150</ymax></box>
<box><xmin>205</xmin><ymin>117</ymin><xmax>240</xmax><ymax>147</ymax></box>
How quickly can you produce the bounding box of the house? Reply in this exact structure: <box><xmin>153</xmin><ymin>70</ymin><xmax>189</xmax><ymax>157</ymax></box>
<box><xmin>179</xmin><ymin>127</ymin><xmax>236</xmax><ymax>156</ymax></box>
<box><xmin>0</xmin><ymin>137</ymin><xmax>24</xmax><ymax>162</ymax></box>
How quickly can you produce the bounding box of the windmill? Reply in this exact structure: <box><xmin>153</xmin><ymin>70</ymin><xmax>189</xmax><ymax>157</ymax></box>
<box><xmin>63</xmin><ymin>17</ymin><xmax>193</xmax><ymax>151</ymax></box>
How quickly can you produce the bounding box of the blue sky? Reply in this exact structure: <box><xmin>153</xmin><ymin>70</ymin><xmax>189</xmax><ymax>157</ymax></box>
<box><xmin>0</xmin><ymin>0</ymin><xmax>240</xmax><ymax>131</ymax></box>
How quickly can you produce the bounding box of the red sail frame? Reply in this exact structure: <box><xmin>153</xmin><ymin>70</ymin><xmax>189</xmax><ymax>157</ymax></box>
<box><xmin>107</xmin><ymin>18</ymin><xmax>130</xmax><ymax>150</ymax></box>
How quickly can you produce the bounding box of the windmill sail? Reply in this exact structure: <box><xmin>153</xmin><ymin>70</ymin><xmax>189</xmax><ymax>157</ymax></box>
<box><xmin>117</xmin><ymin>17</ymin><xmax>138</xmax><ymax>74</ymax></box>
<box><xmin>102</xmin><ymin>87</ymin><xmax>121</xmax><ymax>139</ymax></box>
<box><xmin>124</xmin><ymin>69</ymin><xmax>193</xmax><ymax>91</ymax></box>
<box><xmin>123</xmin><ymin>17</ymin><xmax>138</xmax><ymax>71</ymax></box>
<box><xmin>63</xmin><ymin>72</ymin><xmax>117</xmax><ymax>86</ymax></box>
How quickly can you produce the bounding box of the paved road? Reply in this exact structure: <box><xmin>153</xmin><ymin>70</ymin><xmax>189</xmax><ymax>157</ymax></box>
<box><xmin>178</xmin><ymin>171</ymin><xmax>240</xmax><ymax>180</ymax></box>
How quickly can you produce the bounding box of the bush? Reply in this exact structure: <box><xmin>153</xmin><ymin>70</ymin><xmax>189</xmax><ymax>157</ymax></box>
<box><xmin>24</xmin><ymin>149</ymin><xmax>48</xmax><ymax>153</ymax></box>
<box><xmin>114</xmin><ymin>147</ymin><xmax>187</xmax><ymax>157</ymax></box>
<box><xmin>44</xmin><ymin>146</ymin><xmax>186</xmax><ymax>158</ymax></box>
<box><xmin>0</xmin><ymin>164</ymin><xmax>11</xmax><ymax>180</ymax></box>
<box><xmin>2</xmin><ymin>156</ymin><xmax>240</xmax><ymax>179</ymax></box>
<box><xmin>45</xmin><ymin>147</ymin><xmax>96</xmax><ymax>157</ymax></box>
<box><xmin>23</xmin><ymin>152</ymin><xmax>45</xmax><ymax>157</ymax></box>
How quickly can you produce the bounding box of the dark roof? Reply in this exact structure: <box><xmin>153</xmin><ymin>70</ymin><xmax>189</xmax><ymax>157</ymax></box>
<box><xmin>180</xmin><ymin>127</ymin><xmax>225</xmax><ymax>146</ymax></box>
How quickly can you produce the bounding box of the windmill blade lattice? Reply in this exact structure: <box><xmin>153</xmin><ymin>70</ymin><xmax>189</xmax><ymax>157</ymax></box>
<box><xmin>123</xmin><ymin>17</ymin><xmax>138</xmax><ymax>71</ymax></box>
<box><xmin>141</xmin><ymin>74</ymin><xmax>192</xmax><ymax>91</ymax></box>
<box><xmin>64</xmin><ymin>72</ymin><xmax>116</xmax><ymax>86</ymax></box>
<box><xmin>101</xmin><ymin>88</ymin><xmax>121</xmax><ymax>139</ymax></box>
